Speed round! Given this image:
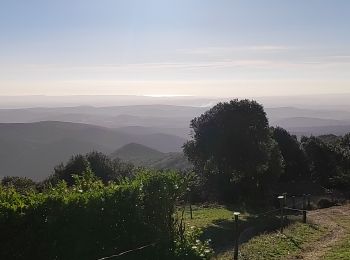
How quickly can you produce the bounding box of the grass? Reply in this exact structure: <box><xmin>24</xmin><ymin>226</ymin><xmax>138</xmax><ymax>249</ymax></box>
<box><xmin>178</xmin><ymin>203</ymin><xmax>350</xmax><ymax>260</ymax></box>
<box><xmin>179</xmin><ymin>204</ymin><xmax>285</xmax><ymax>258</ymax></box>
<box><xmin>323</xmin><ymin>215</ymin><xmax>350</xmax><ymax>260</ymax></box>
<box><xmin>178</xmin><ymin>204</ymin><xmax>245</xmax><ymax>255</ymax></box>
<box><xmin>238</xmin><ymin>222</ymin><xmax>327</xmax><ymax>260</ymax></box>
<box><xmin>180</xmin><ymin>204</ymin><xmax>237</xmax><ymax>229</ymax></box>
<box><xmin>179</xmin><ymin>204</ymin><xmax>348</xmax><ymax>260</ymax></box>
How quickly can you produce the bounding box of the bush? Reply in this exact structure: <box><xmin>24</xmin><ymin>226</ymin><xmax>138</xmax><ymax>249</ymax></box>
<box><xmin>317</xmin><ymin>198</ymin><xmax>335</xmax><ymax>209</ymax></box>
<box><xmin>0</xmin><ymin>170</ymin><xmax>210</xmax><ymax>260</ymax></box>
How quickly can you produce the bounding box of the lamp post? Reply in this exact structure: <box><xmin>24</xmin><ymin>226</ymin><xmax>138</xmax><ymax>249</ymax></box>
<box><xmin>233</xmin><ymin>212</ymin><xmax>240</xmax><ymax>260</ymax></box>
<box><xmin>278</xmin><ymin>196</ymin><xmax>284</xmax><ymax>233</ymax></box>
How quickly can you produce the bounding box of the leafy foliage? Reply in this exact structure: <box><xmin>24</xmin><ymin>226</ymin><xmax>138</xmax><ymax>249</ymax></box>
<box><xmin>300</xmin><ymin>136</ymin><xmax>349</xmax><ymax>189</ymax></box>
<box><xmin>45</xmin><ymin>151</ymin><xmax>135</xmax><ymax>186</ymax></box>
<box><xmin>1</xmin><ymin>176</ymin><xmax>36</xmax><ymax>194</ymax></box>
<box><xmin>272</xmin><ymin>127</ymin><xmax>310</xmax><ymax>182</ymax></box>
<box><xmin>184</xmin><ymin>99</ymin><xmax>283</xmax><ymax>202</ymax></box>
<box><xmin>0</xmin><ymin>169</ymin><xmax>210</xmax><ymax>260</ymax></box>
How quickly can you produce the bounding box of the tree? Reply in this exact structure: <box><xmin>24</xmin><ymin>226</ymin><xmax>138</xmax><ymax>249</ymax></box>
<box><xmin>50</xmin><ymin>154</ymin><xmax>91</xmax><ymax>185</ymax></box>
<box><xmin>1</xmin><ymin>176</ymin><xmax>36</xmax><ymax>194</ymax></box>
<box><xmin>272</xmin><ymin>127</ymin><xmax>310</xmax><ymax>182</ymax></box>
<box><xmin>330</xmin><ymin>133</ymin><xmax>350</xmax><ymax>190</ymax></box>
<box><xmin>183</xmin><ymin>99</ymin><xmax>283</xmax><ymax>202</ymax></box>
<box><xmin>301</xmin><ymin>136</ymin><xmax>338</xmax><ymax>187</ymax></box>
<box><xmin>45</xmin><ymin>152</ymin><xmax>135</xmax><ymax>186</ymax></box>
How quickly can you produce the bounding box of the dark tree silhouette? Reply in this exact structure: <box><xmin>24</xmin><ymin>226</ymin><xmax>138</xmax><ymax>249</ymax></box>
<box><xmin>183</xmin><ymin>99</ymin><xmax>283</xmax><ymax>202</ymax></box>
<box><xmin>1</xmin><ymin>176</ymin><xmax>36</xmax><ymax>194</ymax></box>
<box><xmin>272</xmin><ymin>127</ymin><xmax>310</xmax><ymax>182</ymax></box>
<box><xmin>301</xmin><ymin>136</ymin><xmax>338</xmax><ymax>187</ymax></box>
<box><xmin>45</xmin><ymin>152</ymin><xmax>134</xmax><ymax>186</ymax></box>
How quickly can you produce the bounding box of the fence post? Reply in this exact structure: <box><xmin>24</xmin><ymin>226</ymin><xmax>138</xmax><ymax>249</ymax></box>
<box><xmin>292</xmin><ymin>196</ymin><xmax>296</xmax><ymax>209</ymax></box>
<box><xmin>233</xmin><ymin>212</ymin><xmax>240</xmax><ymax>260</ymax></box>
<box><xmin>302</xmin><ymin>194</ymin><xmax>306</xmax><ymax>210</ymax></box>
<box><xmin>303</xmin><ymin>210</ymin><xmax>307</xmax><ymax>223</ymax></box>
<box><xmin>283</xmin><ymin>193</ymin><xmax>287</xmax><ymax>207</ymax></box>
<box><xmin>307</xmin><ymin>194</ymin><xmax>311</xmax><ymax>210</ymax></box>
<box><xmin>189</xmin><ymin>204</ymin><xmax>193</xmax><ymax>220</ymax></box>
<box><xmin>278</xmin><ymin>196</ymin><xmax>284</xmax><ymax>233</ymax></box>
<box><xmin>187</xmin><ymin>188</ymin><xmax>193</xmax><ymax>220</ymax></box>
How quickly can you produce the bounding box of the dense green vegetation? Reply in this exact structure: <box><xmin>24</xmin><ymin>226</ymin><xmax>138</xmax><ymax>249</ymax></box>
<box><xmin>184</xmin><ymin>99</ymin><xmax>350</xmax><ymax>203</ymax></box>
<box><xmin>184</xmin><ymin>99</ymin><xmax>283</xmax><ymax>203</ymax></box>
<box><xmin>0</xmin><ymin>169</ymin><xmax>211</xmax><ymax>260</ymax></box>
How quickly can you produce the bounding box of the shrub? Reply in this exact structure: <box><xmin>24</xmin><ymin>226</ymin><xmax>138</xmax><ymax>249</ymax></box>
<box><xmin>317</xmin><ymin>198</ymin><xmax>335</xmax><ymax>209</ymax></box>
<box><xmin>0</xmin><ymin>170</ymin><xmax>207</xmax><ymax>260</ymax></box>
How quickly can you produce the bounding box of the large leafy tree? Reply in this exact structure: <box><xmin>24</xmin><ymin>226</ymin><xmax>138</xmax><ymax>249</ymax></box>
<box><xmin>183</xmin><ymin>99</ymin><xmax>283</xmax><ymax>201</ymax></box>
<box><xmin>301</xmin><ymin>136</ymin><xmax>339</xmax><ymax>187</ymax></box>
<box><xmin>1</xmin><ymin>176</ymin><xmax>36</xmax><ymax>194</ymax></box>
<box><xmin>300</xmin><ymin>134</ymin><xmax>350</xmax><ymax>190</ymax></box>
<box><xmin>45</xmin><ymin>152</ymin><xmax>134</xmax><ymax>186</ymax></box>
<box><xmin>272</xmin><ymin>127</ymin><xmax>310</xmax><ymax>182</ymax></box>
<box><xmin>329</xmin><ymin>133</ymin><xmax>350</xmax><ymax>190</ymax></box>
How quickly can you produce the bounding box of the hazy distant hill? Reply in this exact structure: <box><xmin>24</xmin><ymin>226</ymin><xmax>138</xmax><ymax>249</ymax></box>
<box><xmin>272</xmin><ymin>117</ymin><xmax>350</xmax><ymax>128</ymax></box>
<box><xmin>111</xmin><ymin>143</ymin><xmax>192</xmax><ymax>171</ymax></box>
<box><xmin>0</xmin><ymin>105</ymin><xmax>205</xmax><ymax>138</ymax></box>
<box><xmin>0</xmin><ymin>121</ymin><xmax>186</xmax><ymax>180</ymax></box>
<box><xmin>289</xmin><ymin>125</ymin><xmax>350</xmax><ymax>137</ymax></box>
<box><xmin>1</xmin><ymin>105</ymin><xmax>350</xmax><ymax>138</ymax></box>
<box><xmin>1</xmin><ymin>104</ymin><xmax>350</xmax><ymax>180</ymax></box>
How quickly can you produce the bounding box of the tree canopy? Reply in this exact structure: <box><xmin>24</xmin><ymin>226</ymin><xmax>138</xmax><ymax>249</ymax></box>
<box><xmin>184</xmin><ymin>99</ymin><xmax>283</xmax><ymax>202</ymax></box>
<box><xmin>45</xmin><ymin>151</ymin><xmax>135</xmax><ymax>186</ymax></box>
<box><xmin>272</xmin><ymin>127</ymin><xmax>310</xmax><ymax>182</ymax></box>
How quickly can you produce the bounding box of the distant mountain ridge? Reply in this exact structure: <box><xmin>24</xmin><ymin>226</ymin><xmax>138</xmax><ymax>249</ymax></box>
<box><xmin>0</xmin><ymin>121</ymin><xmax>186</xmax><ymax>180</ymax></box>
<box><xmin>1</xmin><ymin>104</ymin><xmax>350</xmax><ymax>180</ymax></box>
<box><xmin>2</xmin><ymin>105</ymin><xmax>350</xmax><ymax>138</ymax></box>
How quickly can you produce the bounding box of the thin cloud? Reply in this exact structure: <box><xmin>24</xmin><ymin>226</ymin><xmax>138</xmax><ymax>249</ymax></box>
<box><xmin>177</xmin><ymin>45</ymin><xmax>293</xmax><ymax>55</ymax></box>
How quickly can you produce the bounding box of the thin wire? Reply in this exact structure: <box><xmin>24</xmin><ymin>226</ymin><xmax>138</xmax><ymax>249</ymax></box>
<box><xmin>97</xmin><ymin>242</ymin><xmax>157</xmax><ymax>260</ymax></box>
<box><xmin>253</xmin><ymin>208</ymin><xmax>280</xmax><ymax>217</ymax></box>
<box><xmin>284</xmin><ymin>207</ymin><xmax>305</xmax><ymax>212</ymax></box>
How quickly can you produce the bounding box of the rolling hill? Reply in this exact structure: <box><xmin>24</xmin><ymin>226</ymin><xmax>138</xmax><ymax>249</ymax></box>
<box><xmin>0</xmin><ymin>121</ymin><xmax>186</xmax><ymax>180</ymax></box>
<box><xmin>110</xmin><ymin>143</ymin><xmax>192</xmax><ymax>171</ymax></box>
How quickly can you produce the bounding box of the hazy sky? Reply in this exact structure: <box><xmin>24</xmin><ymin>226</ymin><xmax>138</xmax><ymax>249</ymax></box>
<box><xmin>1</xmin><ymin>0</ymin><xmax>350</xmax><ymax>97</ymax></box>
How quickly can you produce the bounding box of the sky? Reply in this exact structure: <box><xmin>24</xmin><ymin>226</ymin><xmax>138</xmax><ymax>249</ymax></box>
<box><xmin>0</xmin><ymin>0</ymin><xmax>350</xmax><ymax>97</ymax></box>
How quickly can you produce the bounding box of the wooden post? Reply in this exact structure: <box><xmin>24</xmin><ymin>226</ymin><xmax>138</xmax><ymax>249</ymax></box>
<box><xmin>278</xmin><ymin>196</ymin><xmax>284</xmax><ymax>233</ymax></box>
<box><xmin>302</xmin><ymin>194</ymin><xmax>307</xmax><ymax>223</ymax></box>
<box><xmin>283</xmin><ymin>193</ymin><xmax>287</xmax><ymax>207</ymax></box>
<box><xmin>292</xmin><ymin>196</ymin><xmax>296</xmax><ymax>209</ymax></box>
<box><xmin>187</xmin><ymin>188</ymin><xmax>193</xmax><ymax>220</ymax></box>
<box><xmin>307</xmin><ymin>194</ymin><xmax>311</xmax><ymax>210</ymax></box>
<box><xmin>234</xmin><ymin>212</ymin><xmax>240</xmax><ymax>260</ymax></box>
<box><xmin>189</xmin><ymin>203</ymin><xmax>193</xmax><ymax>220</ymax></box>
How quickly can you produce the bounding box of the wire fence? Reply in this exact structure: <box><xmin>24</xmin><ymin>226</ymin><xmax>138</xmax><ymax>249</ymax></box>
<box><xmin>96</xmin><ymin>242</ymin><xmax>157</xmax><ymax>260</ymax></box>
<box><xmin>97</xmin><ymin>192</ymin><xmax>342</xmax><ymax>260</ymax></box>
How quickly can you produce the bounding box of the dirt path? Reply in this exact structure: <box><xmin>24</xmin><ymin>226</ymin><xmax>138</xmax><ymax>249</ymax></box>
<box><xmin>287</xmin><ymin>204</ymin><xmax>350</xmax><ymax>260</ymax></box>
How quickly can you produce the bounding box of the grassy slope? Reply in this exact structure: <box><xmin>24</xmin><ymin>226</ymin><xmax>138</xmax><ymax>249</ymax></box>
<box><xmin>238</xmin><ymin>223</ymin><xmax>327</xmax><ymax>260</ymax></box>
<box><xmin>179</xmin><ymin>205</ymin><xmax>243</xmax><ymax>255</ymax></box>
<box><xmin>324</xmin><ymin>214</ymin><xmax>350</xmax><ymax>260</ymax></box>
<box><xmin>180</xmin><ymin>205</ymin><xmax>282</xmax><ymax>258</ymax></box>
<box><xmin>181</xmin><ymin>204</ymin><xmax>350</xmax><ymax>260</ymax></box>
